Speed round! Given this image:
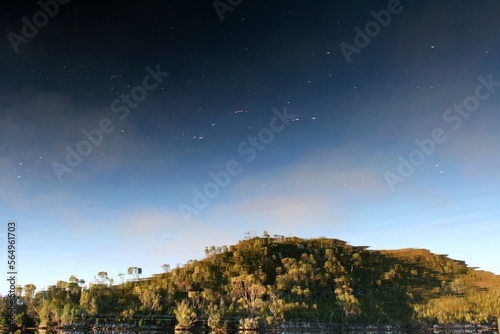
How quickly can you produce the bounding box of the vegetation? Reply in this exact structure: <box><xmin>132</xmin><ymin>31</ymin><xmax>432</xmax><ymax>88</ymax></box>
<box><xmin>2</xmin><ymin>234</ymin><xmax>499</xmax><ymax>329</ymax></box>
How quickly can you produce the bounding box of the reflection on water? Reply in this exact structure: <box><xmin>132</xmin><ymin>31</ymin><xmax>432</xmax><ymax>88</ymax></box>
<box><xmin>9</xmin><ymin>327</ymin><xmax>498</xmax><ymax>334</ymax></box>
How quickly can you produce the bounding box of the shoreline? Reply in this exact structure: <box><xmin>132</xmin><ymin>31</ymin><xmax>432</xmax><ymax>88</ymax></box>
<box><xmin>2</xmin><ymin>321</ymin><xmax>498</xmax><ymax>333</ymax></box>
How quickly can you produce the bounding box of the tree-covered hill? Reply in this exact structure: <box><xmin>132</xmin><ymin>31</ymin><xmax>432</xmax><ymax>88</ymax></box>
<box><xmin>3</xmin><ymin>234</ymin><xmax>500</xmax><ymax>329</ymax></box>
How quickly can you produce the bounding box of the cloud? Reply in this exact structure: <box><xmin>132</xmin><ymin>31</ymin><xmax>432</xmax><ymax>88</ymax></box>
<box><xmin>231</xmin><ymin>194</ymin><xmax>342</xmax><ymax>232</ymax></box>
<box><xmin>0</xmin><ymin>89</ymin><xmax>180</xmax><ymax>186</ymax></box>
<box><xmin>117</xmin><ymin>208</ymin><xmax>183</xmax><ymax>237</ymax></box>
<box><xmin>187</xmin><ymin>146</ymin><xmax>396</xmax><ymax>235</ymax></box>
<box><xmin>231</xmin><ymin>145</ymin><xmax>389</xmax><ymax>199</ymax></box>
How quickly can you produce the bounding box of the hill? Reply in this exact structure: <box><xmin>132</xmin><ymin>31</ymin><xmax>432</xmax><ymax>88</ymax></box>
<box><xmin>2</xmin><ymin>234</ymin><xmax>500</xmax><ymax>329</ymax></box>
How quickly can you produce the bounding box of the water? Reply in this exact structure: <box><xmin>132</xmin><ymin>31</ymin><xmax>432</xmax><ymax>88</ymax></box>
<box><xmin>7</xmin><ymin>327</ymin><xmax>500</xmax><ymax>334</ymax></box>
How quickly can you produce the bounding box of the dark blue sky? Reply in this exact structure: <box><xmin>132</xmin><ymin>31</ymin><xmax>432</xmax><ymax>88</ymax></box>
<box><xmin>1</xmin><ymin>0</ymin><xmax>500</xmax><ymax>292</ymax></box>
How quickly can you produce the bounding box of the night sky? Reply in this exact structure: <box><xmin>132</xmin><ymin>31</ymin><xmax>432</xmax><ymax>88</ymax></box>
<box><xmin>1</xmin><ymin>0</ymin><xmax>500</xmax><ymax>293</ymax></box>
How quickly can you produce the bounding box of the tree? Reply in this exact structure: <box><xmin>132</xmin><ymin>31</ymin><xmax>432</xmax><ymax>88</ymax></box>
<box><xmin>23</xmin><ymin>284</ymin><xmax>40</xmax><ymax>321</ymax></box>
<box><xmin>266</xmin><ymin>286</ymin><xmax>284</xmax><ymax>323</ymax></box>
<box><xmin>230</xmin><ymin>274</ymin><xmax>266</xmax><ymax>316</ymax></box>
<box><xmin>65</xmin><ymin>276</ymin><xmax>81</xmax><ymax>296</ymax></box>
<box><xmin>118</xmin><ymin>273</ymin><xmax>125</xmax><ymax>284</ymax></box>
<box><xmin>80</xmin><ymin>289</ymin><xmax>97</xmax><ymax>315</ymax></box>
<box><xmin>334</xmin><ymin>277</ymin><xmax>361</xmax><ymax>323</ymax></box>
<box><xmin>207</xmin><ymin>303</ymin><xmax>227</xmax><ymax>331</ymax></box>
<box><xmin>61</xmin><ymin>303</ymin><xmax>84</xmax><ymax>325</ymax></box>
<box><xmin>174</xmin><ymin>300</ymin><xmax>196</xmax><ymax>329</ymax></box>
<box><xmin>15</xmin><ymin>285</ymin><xmax>23</xmax><ymax>298</ymax></box>
<box><xmin>134</xmin><ymin>285</ymin><xmax>160</xmax><ymax>310</ymax></box>
<box><xmin>128</xmin><ymin>267</ymin><xmax>142</xmax><ymax>281</ymax></box>
<box><xmin>23</xmin><ymin>284</ymin><xmax>36</xmax><ymax>299</ymax></box>
<box><xmin>97</xmin><ymin>272</ymin><xmax>108</xmax><ymax>284</ymax></box>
